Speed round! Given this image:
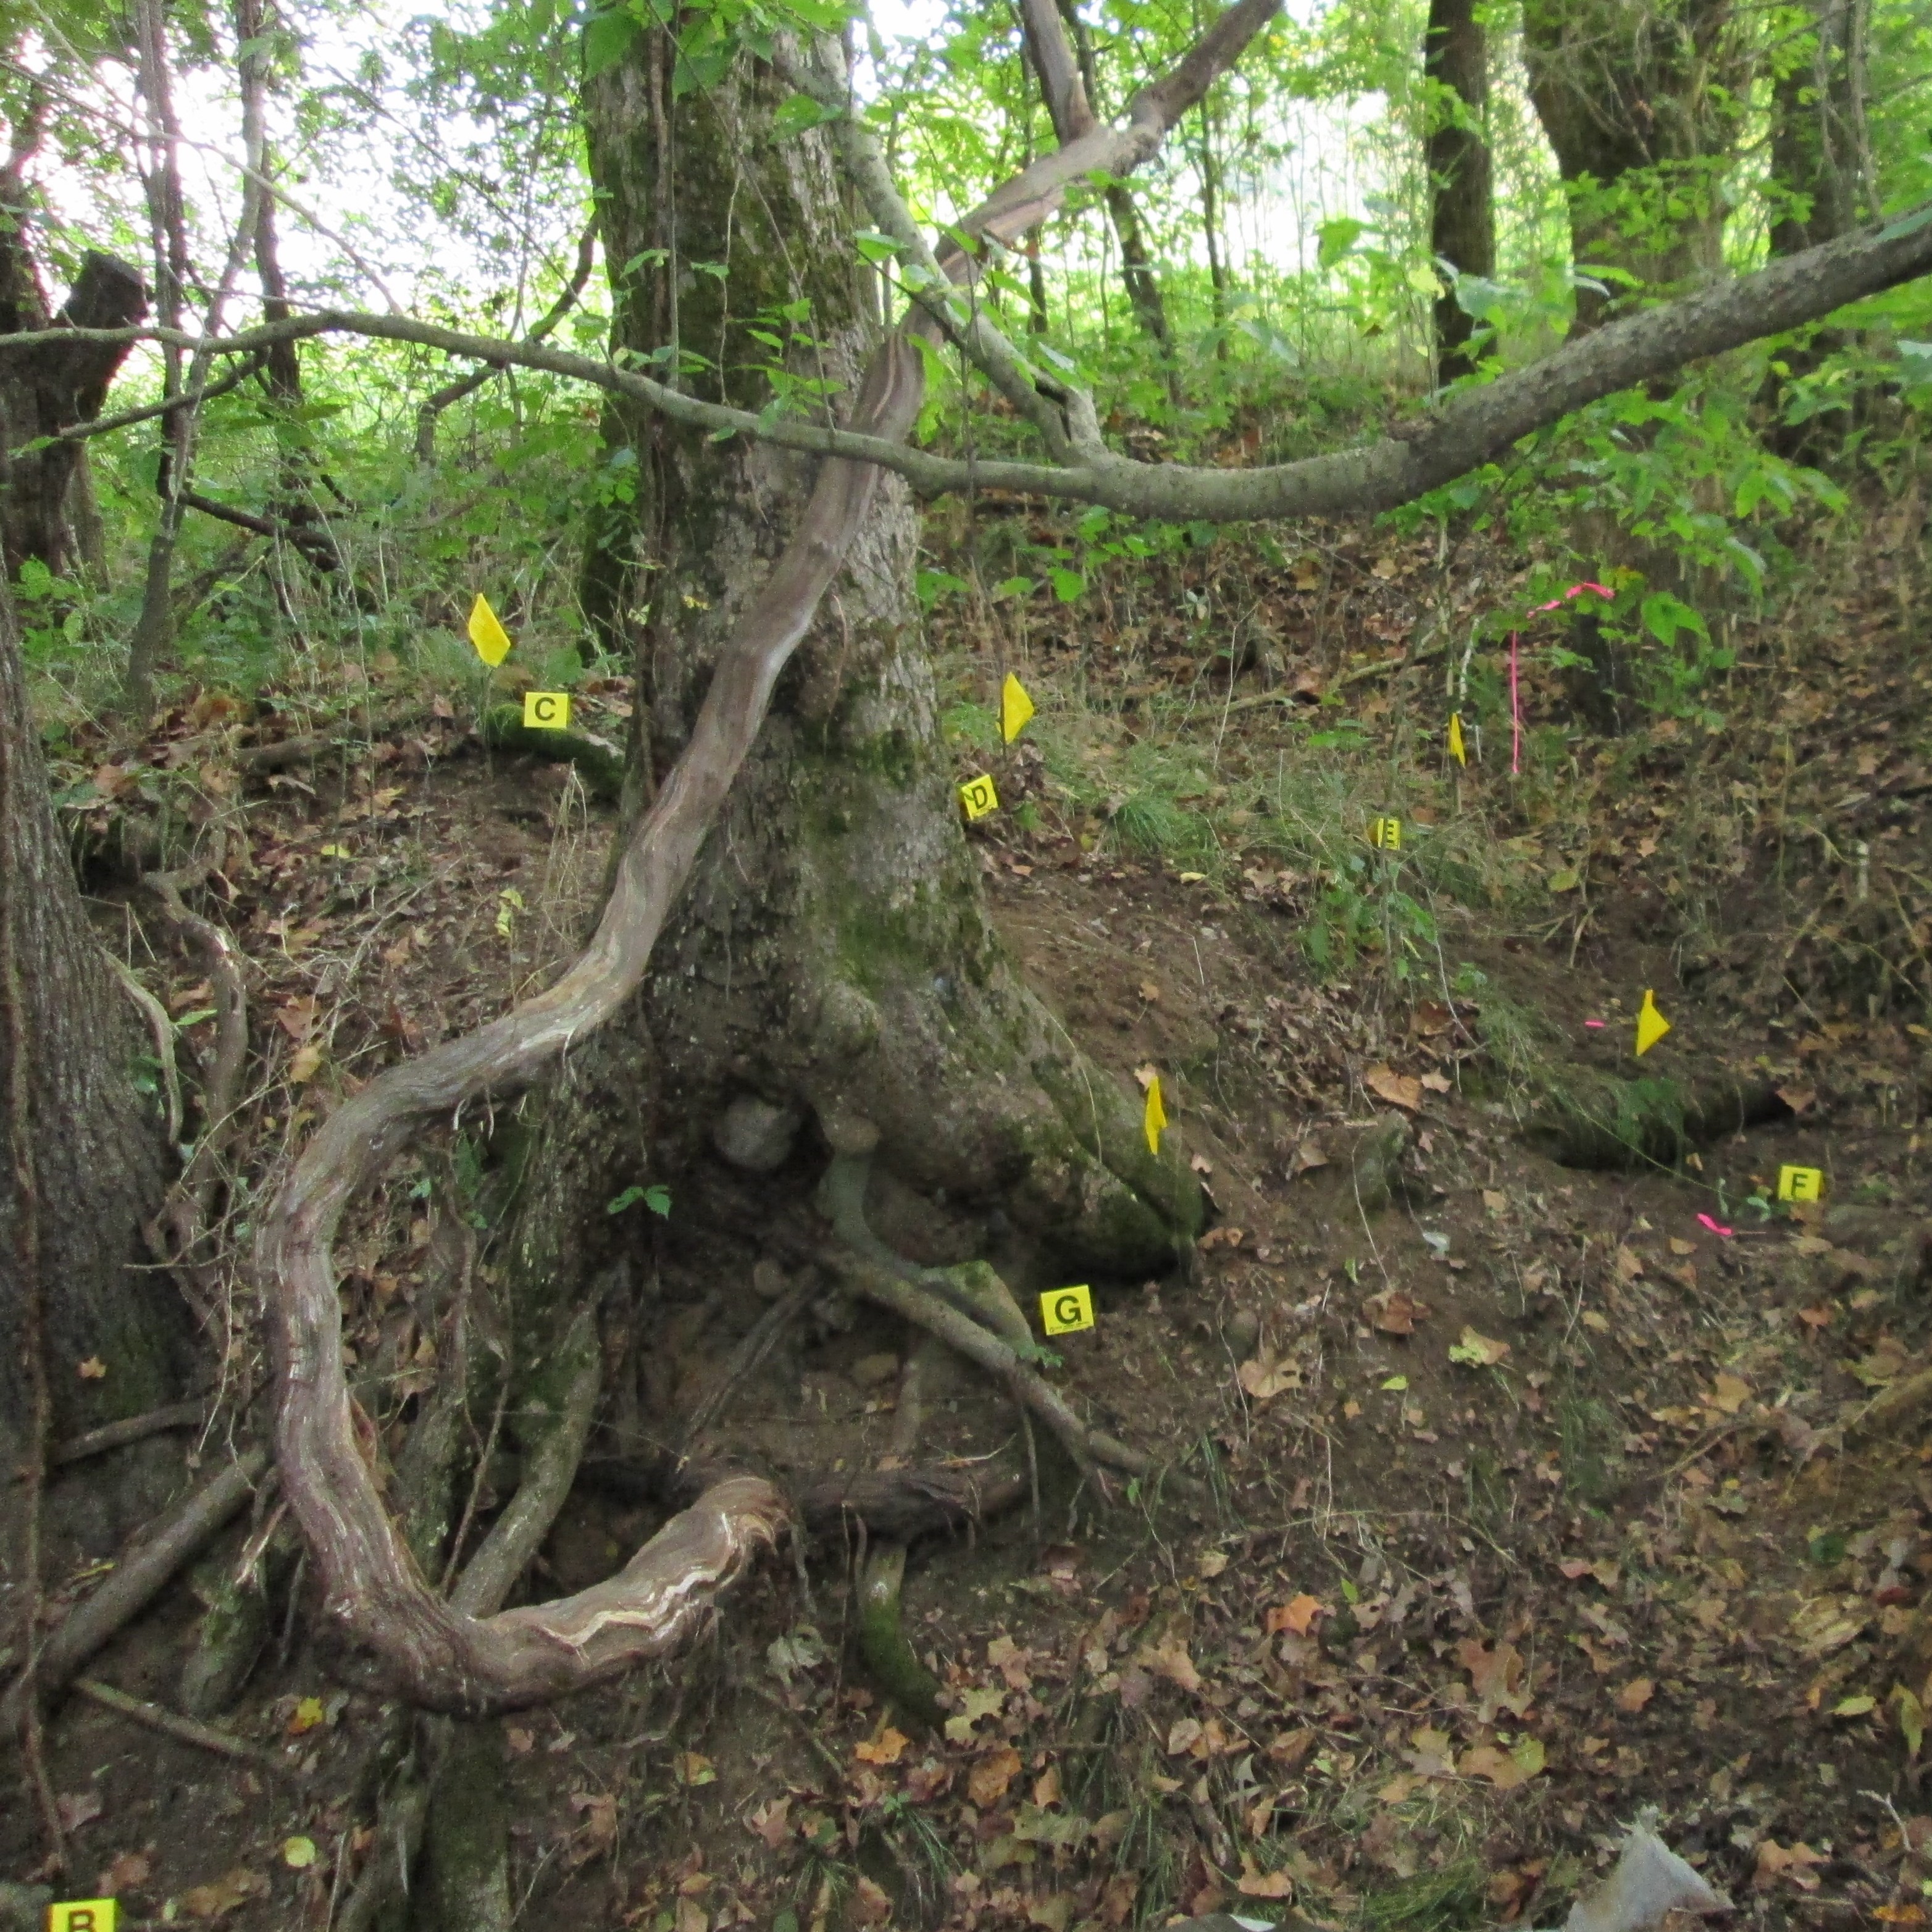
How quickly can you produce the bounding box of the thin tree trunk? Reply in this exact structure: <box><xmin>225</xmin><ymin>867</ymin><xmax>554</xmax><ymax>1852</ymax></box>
<box><xmin>1196</xmin><ymin>103</ymin><xmax>1229</xmax><ymax>345</ymax></box>
<box><xmin>0</xmin><ymin>577</ymin><xmax>180</xmax><ymax>1469</ymax></box>
<box><xmin>1523</xmin><ymin>0</ymin><xmax>1748</xmax><ymax>332</ymax></box>
<box><xmin>1423</xmin><ymin>0</ymin><xmax>1494</xmax><ymax>382</ymax></box>
<box><xmin>1044</xmin><ymin>0</ymin><xmax>1174</xmax><ymax>354</ymax></box>
<box><xmin>1760</xmin><ymin>0</ymin><xmax>1868</xmax><ymax>454</ymax></box>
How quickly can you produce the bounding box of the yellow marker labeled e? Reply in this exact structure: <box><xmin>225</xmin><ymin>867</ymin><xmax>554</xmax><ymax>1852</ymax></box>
<box><xmin>1040</xmin><ymin>1286</ymin><xmax>1095</xmax><ymax>1335</ymax></box>
<box><xmin>1368</xmin><ymin>816</ymin><xmax>1402</xmax><ymax>850</ymax></box>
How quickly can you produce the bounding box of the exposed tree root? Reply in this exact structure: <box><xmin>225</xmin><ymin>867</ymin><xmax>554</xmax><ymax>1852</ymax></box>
<box><xmin>44</xmin><ymin>1395</ymin><xmax>210</xmax><ymax>1468</ymax></box>
<box><xmin>2</xmin><ymin>1449</ymin><xmax>267</xmax><ymax>1736</ymax></box>
<box><xmin>858</xmin><ymin>1542</ymin><xmax>947</xmax><ymax>1728</ymax></box>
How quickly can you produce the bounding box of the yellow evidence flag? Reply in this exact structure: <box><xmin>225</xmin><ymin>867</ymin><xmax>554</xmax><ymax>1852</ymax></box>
<box><xmin>1634</xmin><ymin>989</ymin><xmax>1672</xmax><ymax>1056</ymax></box>
<box><xmin>1000</xmin><ymin>672</ymin><xmax>1035</xmax><ymax>743</ymax></box>
<box><xmin>1142</xmin><ymin>1074</ymin><xmax>1167</xmax><ymax>1155</ymax></box>
<box><xmin>1448</xmin><ymin>713</ymin><xmax>1466</xmax><ymax>766</ymax></box>
<box><xmin>468</xmin><ymin>593</ymin><xmax>513</xmax><ymax>667</ymax></box>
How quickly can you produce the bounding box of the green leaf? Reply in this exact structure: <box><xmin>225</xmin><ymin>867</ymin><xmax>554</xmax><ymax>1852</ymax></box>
<box><xmin>852</xmin><ymin>228</ymin><xmax>901</xmax><ymax>265</ymax></box>
<box><xmin>1048</xmin><ymin>568</ymin><xmax>1085</xmax><ymax>603</ymax></box>
<box><xmin>1317</xmin><ymin>217</ymin><xmax>1366</xmax><ymax>270</ymax></box>
<box><xmin>606</xmin><ymin>1183</ymin><xmax>670</xmax><ymax>1216</ymax></box>
<box><xmin>582</xmin><ymin>7</ymin><xmax>640</xmax><ymax>78</ymax></box>
<box><xmin>774</xmin><ymin>91</ymin><xmax>839</xmax><ymax>139</ymax></box>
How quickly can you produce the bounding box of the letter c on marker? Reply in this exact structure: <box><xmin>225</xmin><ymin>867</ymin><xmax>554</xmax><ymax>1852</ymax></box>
<box><xmin>533</xmin><ymin>695</ymin><xmax>556</xmax><ymax>722</ymax></box>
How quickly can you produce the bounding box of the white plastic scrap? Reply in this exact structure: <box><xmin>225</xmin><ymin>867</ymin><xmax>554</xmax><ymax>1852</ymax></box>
<box><xmin>1562</xmin><ymin>1824</ymin><xmax>1731</xmax><ymax>1932</ymax></box>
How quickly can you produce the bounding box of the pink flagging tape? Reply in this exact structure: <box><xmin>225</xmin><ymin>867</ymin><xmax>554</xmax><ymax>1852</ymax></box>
<box><xmin>1510</xmin><ymin>582</ymin><xmax>1612</xmax><ymax>775</ymax></box>
<box><xmin>1696</xmin><ymin>1213</ymin><xmax>1734</xmax><ymax>1238</ymax></box>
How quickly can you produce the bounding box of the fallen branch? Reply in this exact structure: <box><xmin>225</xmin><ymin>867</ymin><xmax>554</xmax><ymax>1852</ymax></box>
<box><xmin>1</xmin><ymin>1449</ymin><xmax>268</xmax><ymax>1736</ymax></box>
<box><xmin>830</xmin><ymin>1244</ymin><xmax>1155</xmax><ymax>1488</ymax></box>
<box><xmin>48</xmin><ymin>1397</ymin><xmax>210</xmax><ymax>1468</ymax></box>
<box><xmin>72</xmin><ymin>1674</ymin><xmax>292</xmax><ymax>1776</ymax></box>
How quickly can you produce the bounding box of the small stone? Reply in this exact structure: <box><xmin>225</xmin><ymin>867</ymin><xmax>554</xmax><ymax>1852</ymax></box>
<box><xmin>1225</xmin><ymin>1308</ymin><xmax>1261</xmax><ymax>1358</ymax></box>
<box><xmin>751</xmin><ymin>1258</ymin><xmax>790</xmax><ymax>1302</ymax></box>
<box><xmin>713</xmin><ymin>1095</ymin><xmax>803</xmax><ymax>1173</ymax></box>
<box><xmin>853</xmin><ymin>1352</ymin><xmax>901</xmax><ymax>1388</ymax></box>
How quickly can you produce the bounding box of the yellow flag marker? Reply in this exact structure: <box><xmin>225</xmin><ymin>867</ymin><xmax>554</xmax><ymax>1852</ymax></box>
<box><xmin>1000</xmin><ymin>672</ymin><xmax>1035</xmax><ymax>743</ymax></box>
<box><xmin>1777</xmin><ymin>1164</ymin><xmax>1823</xmax><ymax>1202</ymax></box>
<box><xmin>468</xmin><ymin>593</ymin><xmax>512</xmax><ymax>667</ymax></box>
<box><xmin>522</xmin><ymin>691</ymin><xmax>571</xmax><ymax>730</ymax></box>
<box><xmin>1142</xmin><ymin>1074</ymin><xmax>1167</xmax><ymax>1155</ymax></box>
<box><xmin>958</xmin><ymin>774</ymin><xmax>999</xmax><ymax>821</ymax></box>
<box><xmin>1040</xmin><ymin>1285</ymin><xmax>1095</xmax><ymax>1335</ymax></box>
<box><xmin>1368</xmin><ymin>816</ymin><xmax>1402</xmax><ymax>850</ymax></box>
<box><xmin>1448</xmin><ymin>713</ymin><xmax>1466</xmax><ymax>766</ymax></box>
<box><xmin>1634</xmin><ymin>989</ymin><xmax>1671</xmax><ymax>1056</ymax></box>
<box><xmin>48</xmin><ymin>1905</ymin><xmax>117</xmax><ymax>1932</ymax></box>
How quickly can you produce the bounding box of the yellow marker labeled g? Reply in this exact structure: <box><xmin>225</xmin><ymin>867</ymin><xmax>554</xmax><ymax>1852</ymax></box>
<box><xmin>1040</xmin><ymin>1286</ymin><xmax>1095</xmax><ymax>1335</ymax></box>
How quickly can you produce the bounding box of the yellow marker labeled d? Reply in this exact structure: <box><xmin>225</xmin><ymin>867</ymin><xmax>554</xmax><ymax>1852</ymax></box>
<box><xmin>1040</xmin><ymin>1286</ymin><xmax>1095</xmax><ymax>1336</ymax></box>
<box><xmin>1000</xmin><ymin>672</ymin><xmax>1035</xmax><ymax>744</ymax></box>
<box><xmin>959</xmin><ymin>774</ymin><xmax>999</xmax><ymax>821</ymax></box>
<box><xmin>1447</xmin><ymin>713</ymin><xmax>1466</xmax><ymax>766</ymax></box>
<box><xmin>1142</xmin><ymin>1074</ymin><xmax>1167</xmax><ymax>1156</ymax></box>
<box><xmin>1634</xmin><ymin>989</ymin><xmax>1671</xmax><ymax>1056</ymax></box>
<box><xmin>468</xmin><ymin>593</ymin><xmax>512</xmax><ymax>667</ymax></box>
<box><xmin>49</xmin><ymin>1904</ymin><xmax>117</xmax><ymax>1932</ymax></box>
<box><xmin>1777</xmin><ymin>1164</ymin><xmax>1823</xmax><ymax>1203</ymax></box>
<box><xmin>522</xmin><ymin>691</ymin><xmax>571</xmax><ymax>730</ymax></box>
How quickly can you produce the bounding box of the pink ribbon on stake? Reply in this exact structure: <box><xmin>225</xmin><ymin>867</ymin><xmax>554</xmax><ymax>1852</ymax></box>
<box><xmin>1508</xmin><ymin>581</ymin><xmax>1614</xmax><ymax>777</ymax></box>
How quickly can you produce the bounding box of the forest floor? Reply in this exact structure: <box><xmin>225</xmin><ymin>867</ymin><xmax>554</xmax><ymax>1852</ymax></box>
<box><xmin>5</xmin><ymin>486</ymin><xmax>1932</xmax><ymax>1932</ymax></box>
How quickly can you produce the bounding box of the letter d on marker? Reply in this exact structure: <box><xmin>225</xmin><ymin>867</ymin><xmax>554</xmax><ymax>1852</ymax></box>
<box><xmin>1040</xmin><ymin>1286</ymin><xmax>1094</xmax><ymax>1336</ymax></box>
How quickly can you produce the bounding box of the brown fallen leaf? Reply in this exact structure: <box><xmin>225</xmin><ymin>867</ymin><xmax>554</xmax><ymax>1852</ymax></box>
<box><xmin>1236</xmin><ymin>1855</ymin><xmax>1295</xmax><ymax>1899</ymax></box>
<box><xmin>968</xmin><ymin>1746</ymin><xmax>1022</xmax><ymax>1808</ymax></box>
<box><xmin>1266</xmin><ymin>1594</ymin><xmax>1327</xmax><ymax>1637</ymax></box>
<box><xmin>1615</xmin><ymin>1677</ymin><xmax>1655</xmax><ymax>1713</ymax></box>
<box><xmin>748</xmin><ymin>1796</ymin><xmax>792</xmax><ymax>1850</ymax></box>
<box><xmin>77</xmin><ymin>1357</ymin><xmax>106</xmax><ymax>1381</ymax></box>
<box><xmin>1457</xmin><ymin>1744</ymin><xmax>1531</xmax><ymax>1790</ymax></box>
<box><xmin>854</xmin><ymin>1727</ymin><xmax>909</xmax><ymax>1766</ymax></box>
<box><xmin>1137</xmin><ymin>1634</ymin><xmax>1203</xmax><ymax>1692</ymax></box>
<box><xmin>57</xmin><ymin>1789</ymin><xmax>104</xmax><ymax>1834</ymax></box>
<box><xmin>564</xmin><ymin>1790</ymin><xmax>618</xmax><ymax>1867</ymax></box>
<box><xmin>98</xmin><ymin>1850</ymin><xmax>153</xmax><ymax>1894</ymax></box>
<box><xmin>180</xmin><ymin>1868</ymin><xmax>270</xmax><ymax>1919</ymax></box>
<box><xmin>1754</xmin><ymin>1840</ymin><xmax>1826</xmax><ymax>1891</ymax></box>
<box><xmin>851</xmin><ymin>1875</ymin><xmax>894</xmax><ymax>1925</ymax></box>
<box><xmin>1238</xmin><ymin>1355</ymin><xmax>1300</xmax><ymax>1402</ymax></box>
<box><xmin>1365</xmin><ymin>1289</ymin><xmax>1426</xmax><ymax>1336</ymax></box>
<box><xmin>1365</xmin><ymin>1064</ymin><xmax>1423</xmax><ymax>1111</ymax></box>
<box><xmin>1420</xmin><ymin>1071</ymin><xmax>1452</xmax><ymax>1094</ymax></box>
<box><xmin>1454</xmin><ymin>1638</ymin><xmax>1530</xmax><ymax>1720</ymax></box>
<box><xmin>1706</xmin><ymin>1372</ymin><xmax>1751</xmax><ymax>1415</ymax></box>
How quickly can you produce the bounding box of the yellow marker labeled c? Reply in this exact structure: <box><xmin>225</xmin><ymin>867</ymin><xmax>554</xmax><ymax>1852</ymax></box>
<box><xmin>522</xmin><ymin>691</ymin><xmax>571</xmax><ymax>730</ymax></box>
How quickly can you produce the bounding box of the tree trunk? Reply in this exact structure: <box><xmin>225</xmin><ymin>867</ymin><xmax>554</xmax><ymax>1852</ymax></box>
<box><xmin>571</xmin><ymin>36</ymin><xmax>1200</xmax><ymax>1287</ymax></box>
<box><xmin>0</xmin><ymin>578</ymin><xmax>183</xmax><ymax>1471</ymax></box>
<box><xmin>1522</xmin><ymin>0</ymin><xmax>1746</xmax><ymax>331</ymax></box>
<box><xmin>1047</xmin><ymin>0</ymin><xmax>1174</xmax><ymax>356</ymax></box>
<box><xmin>0</xmin><ymin>249</ymin><xmax>148</xmax><ymax>580</ymax></box>
<box><xmin>1761</xmin><ymin>0</ymin><xmax>1868</xmax><ymax>456</ymax></box>
<box><xmin>1423</xmin><ymin>0</ymin><xmax>1494</xmax><ymax>382</ymax></box>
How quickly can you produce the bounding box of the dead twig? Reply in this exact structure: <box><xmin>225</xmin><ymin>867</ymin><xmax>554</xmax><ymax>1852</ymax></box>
<box><xmin>72</xmin><ymin>1675</ymin><xmax>293</xmax><ymax>1777</ymax></box>
<box><xmin>49</xmin><ymin>1397</ymin><xmax>211</xmax><ymax>1468</ymax></box>
<box><xmin>1</xmin><ymin>1450</ymin><xmax>269</xmax><ymax>1738</ymax></box>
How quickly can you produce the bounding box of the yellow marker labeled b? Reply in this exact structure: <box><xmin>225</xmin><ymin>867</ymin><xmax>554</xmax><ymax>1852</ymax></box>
<box><xmin>1040</xmin><ymin>1286</ymin><xmax>1095</xmax><ymax>1335</ymax></box>
<box><xmin>522</xmin><ymin>691</ymin><xmax>571</xmax><ymax>730</ymax></box>
<box><xmin>49</xmin><ymin>1904</ymin><xmax>117</xmax><ymax>1932</ymax></box>
<box><xmin>1778</xmin><ymin>1164</ymin><xmax>1824</xmax><ymax>1203</ymax></box>
<box><xmin>959</xmin><ymin>774</ymin><xmax>999</xmax><ymax>821</ymax></box>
